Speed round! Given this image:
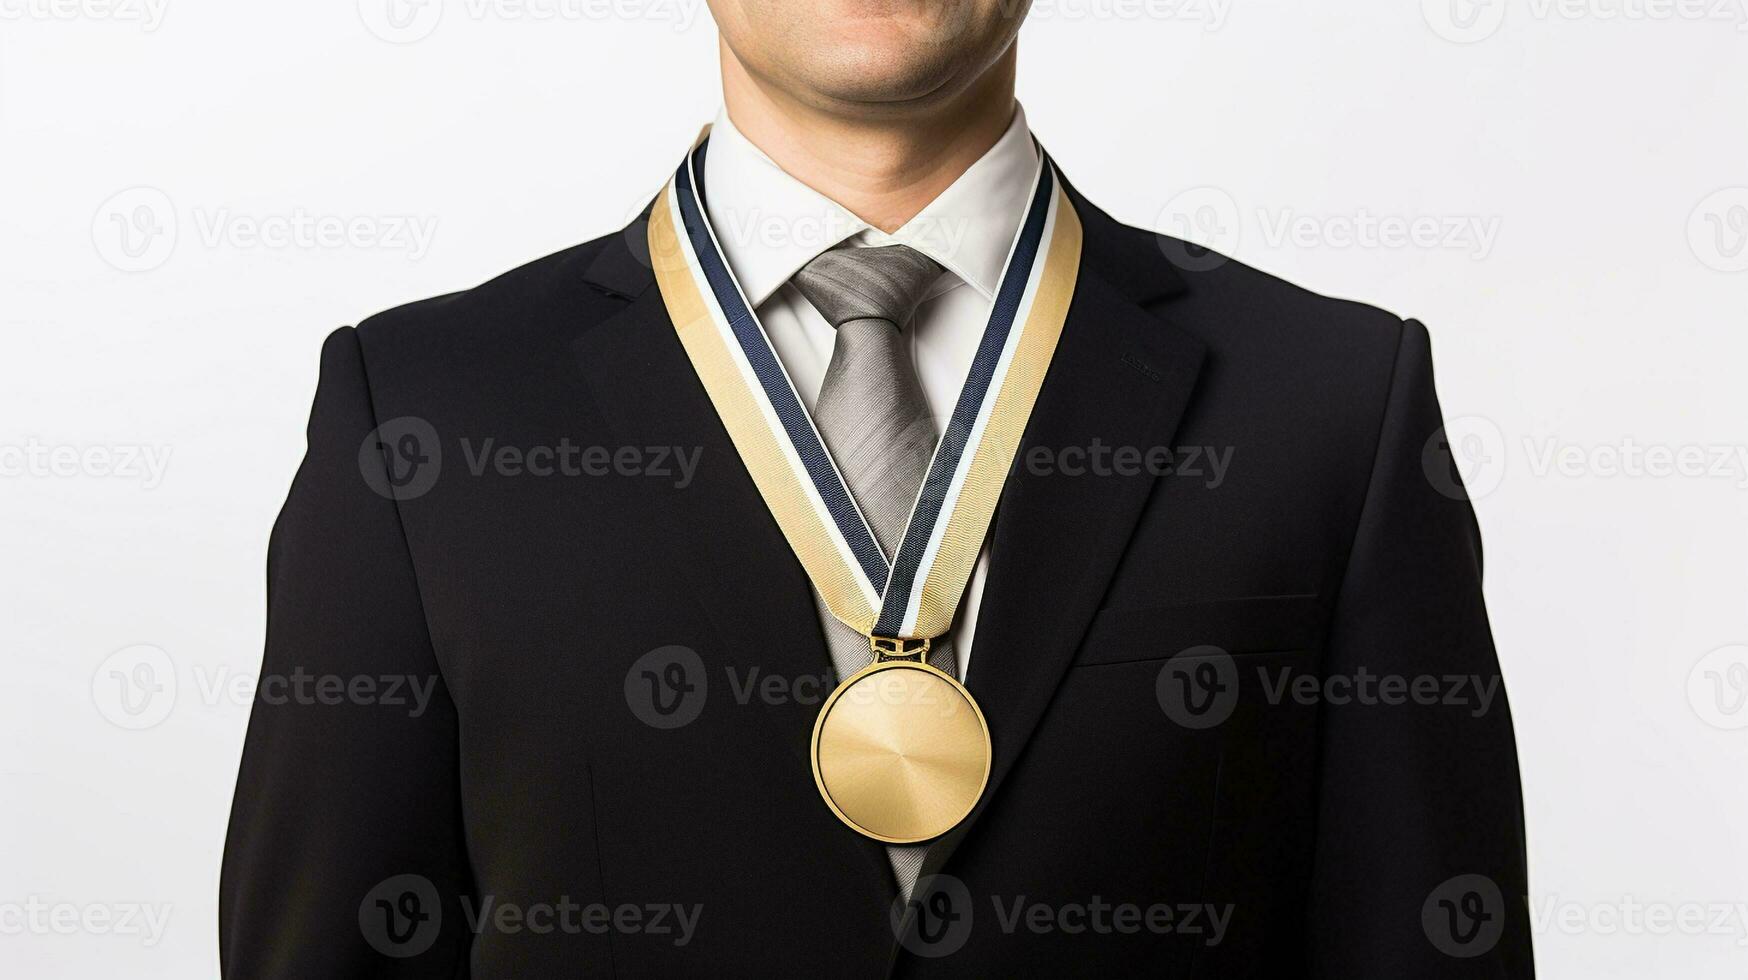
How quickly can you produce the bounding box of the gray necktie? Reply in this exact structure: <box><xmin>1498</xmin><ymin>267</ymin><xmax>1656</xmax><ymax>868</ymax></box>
<box><xmin>791</xmin><ymin>244</ymin><xmax>957</xmax><ymax>901</ymax></box>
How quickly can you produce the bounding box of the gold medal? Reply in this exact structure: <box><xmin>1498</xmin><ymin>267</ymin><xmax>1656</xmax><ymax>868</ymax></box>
<box><xmin>649</xmin><ymin>131</ymin><xmax>1080</xmax><ymax>843</ymax></box>
<box><xmin>811</xmin><ymin>638</ymin><xmax>992</xmax><ymax>844</ymax></box>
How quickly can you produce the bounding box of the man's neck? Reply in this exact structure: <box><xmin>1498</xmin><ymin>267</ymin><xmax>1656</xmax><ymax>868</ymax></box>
<box><xmin>719</xmin><ymin>43</ymin><xmax>1018</xmax><ymax>234</ymax></box>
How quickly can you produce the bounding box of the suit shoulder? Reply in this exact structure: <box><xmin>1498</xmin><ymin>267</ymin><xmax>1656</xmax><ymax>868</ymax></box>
<box><xmin>334</xmin><ymin>228</ymin><xmax>651</xmax><ymax>398</ymax></box>
<box><xmin>1104</xmin><ymin>215</ymin><xmax>1422</xmax><ymax>445</ymax></box>
<box><xmin>1144</xmin><ymin>231</ymin><xmax>1408</xmax><ymax>355</ymax></box>
<box><xmin>350</xmin><ymin>230</ymin><xmax>634</xmax><ymax>350</ymax></box>
<box><xmin>1078</xmin><ymin>205</ymin><xmax>1414</xmax><ymax>396</ymax></box>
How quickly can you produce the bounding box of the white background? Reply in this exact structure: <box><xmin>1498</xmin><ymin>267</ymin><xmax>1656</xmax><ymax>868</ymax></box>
<box><xmin>3</xmin><ymin>1</ymin><xmax>1746</xmax><ymax>976</ymax></box>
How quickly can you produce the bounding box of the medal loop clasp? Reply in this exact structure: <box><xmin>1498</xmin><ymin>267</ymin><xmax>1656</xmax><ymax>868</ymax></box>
<box><xmin>870</xmin><ymin>635</ymin><xmax>930</xmax><ymax>663</ymax></box>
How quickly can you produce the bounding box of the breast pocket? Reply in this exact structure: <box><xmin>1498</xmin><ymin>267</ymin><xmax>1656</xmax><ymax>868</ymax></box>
<box><xmin>1073</xmin><ymin>594</ymin><xmax>1326</xmax><ymax>667</ymax></box>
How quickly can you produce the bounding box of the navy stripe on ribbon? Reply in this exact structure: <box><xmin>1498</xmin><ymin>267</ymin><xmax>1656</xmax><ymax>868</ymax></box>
<box><xmin>871</xmin><ymin>162</ymin><xmax>1055</xmax><ymax>637</ymax></box>
<box><xmin>674</xmin><ymin>141</ymin><xmax>892</xmax><ymax>589</ymax></box>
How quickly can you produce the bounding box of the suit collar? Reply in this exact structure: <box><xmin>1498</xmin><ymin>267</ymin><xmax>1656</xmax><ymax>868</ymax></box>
<box><xmin>1057</xmin><ymin>173</ymin><xmax>1189</xmax><ymax>307</ymax></box>
<box><xmin>580</xmin><ymin>205</ymin><xmax>658</xmax><ymax>300</ymax></box>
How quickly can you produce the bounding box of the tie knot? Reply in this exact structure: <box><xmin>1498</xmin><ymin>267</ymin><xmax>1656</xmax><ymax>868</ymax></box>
<box><xmin>791</xmin><ymin>244</ymin><xmax>943</xmax><ymax>333</ymax></box>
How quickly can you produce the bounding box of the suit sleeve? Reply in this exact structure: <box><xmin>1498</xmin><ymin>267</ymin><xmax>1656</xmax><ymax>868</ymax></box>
<box><xmin>1306</xmin><ymin>319</ymin><xmax>1533</xmax><ymax>976</ymax></box>
<box><xmin>220</xmin><ymin>327</ymin><xmax>474</xmax><ymax>977</ymax></box>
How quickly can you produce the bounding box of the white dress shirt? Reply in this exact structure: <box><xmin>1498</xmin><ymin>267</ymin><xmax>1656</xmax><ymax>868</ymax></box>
<box><xmin>702</xmin><ymin>105</ymin><xmax>1040</xmax><ymax>681</ymax></box>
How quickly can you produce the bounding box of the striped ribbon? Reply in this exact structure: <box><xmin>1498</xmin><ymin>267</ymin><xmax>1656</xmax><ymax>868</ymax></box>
<box><xmin>648</xmin><ymin>132</ymin><xmax>1082</xmax><ymax>641</ymax></box>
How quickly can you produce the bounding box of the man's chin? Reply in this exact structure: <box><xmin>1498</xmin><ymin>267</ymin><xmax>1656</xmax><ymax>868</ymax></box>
<box><xmin>801</xmin><ymin>51</ymin><xmax>963</xmax><ymax>110</ymax></box>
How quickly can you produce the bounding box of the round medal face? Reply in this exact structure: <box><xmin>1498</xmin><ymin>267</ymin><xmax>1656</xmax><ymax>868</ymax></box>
<box><xmin>810</xmin><ymin>660</ymin><xmax>992</xmax><ymax>845</ymax></box>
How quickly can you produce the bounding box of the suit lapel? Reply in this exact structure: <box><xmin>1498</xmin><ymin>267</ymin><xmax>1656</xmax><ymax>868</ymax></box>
<box><xmin>572</xmin><ymin>226</ymin><xmax>899</xmax><ymax>903</ymax></box>
<box><xmin>913</xmin><ymin>192</ymin><xmax>1207</xmax><ymax>884</ymax></box>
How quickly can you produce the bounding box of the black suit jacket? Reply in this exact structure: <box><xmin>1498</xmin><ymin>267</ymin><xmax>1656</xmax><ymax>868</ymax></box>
<box><xmin>220</xmin><ymin>176</ymin><xmax>1532</xmax><ymax>977</ymax></box>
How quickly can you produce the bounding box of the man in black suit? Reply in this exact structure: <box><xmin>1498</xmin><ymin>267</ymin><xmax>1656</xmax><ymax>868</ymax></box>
<box><xmin>221</xmin><ymin>0</ymin><xmax>1532</xmax><ymax>975</ymax></box>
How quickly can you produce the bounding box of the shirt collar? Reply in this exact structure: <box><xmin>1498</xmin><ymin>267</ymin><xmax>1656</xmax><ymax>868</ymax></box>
<box><xmin>700</xmin><ymin>104</ymin><xmax>1040</xmax><ymax>308</ymax></box>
